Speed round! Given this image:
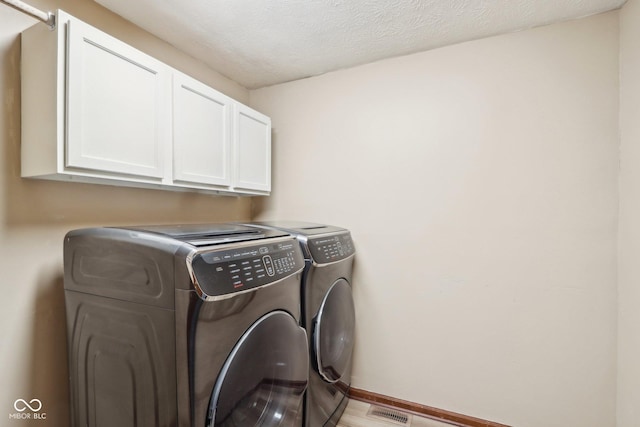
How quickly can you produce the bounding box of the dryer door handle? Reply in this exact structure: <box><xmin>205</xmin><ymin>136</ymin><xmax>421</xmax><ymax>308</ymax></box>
<box><xmin>313</xmin><ymin>278</ymin><xmax>356</xmax><ymax>383</ymax></box>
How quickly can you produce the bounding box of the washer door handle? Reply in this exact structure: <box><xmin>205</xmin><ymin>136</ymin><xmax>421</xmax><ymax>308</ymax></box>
<box><xmin>207</xmin><ymin>310</ymin><xmax>309</xmax><ymax>426</ymax></box>
<box><xmin>313</xmin><ymin>278</ymin><xmax>356</xmax><ymax>383</ymax></box>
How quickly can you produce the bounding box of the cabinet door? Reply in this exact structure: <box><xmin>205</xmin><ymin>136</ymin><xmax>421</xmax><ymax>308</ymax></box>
<box><xmin>172</xmin><ymin>73</ymin><xmax>232</xmax><ymax>187</ymax></box>
<box><xmin>66</xmin><ymin>18</ymin><xmax>169</xmax><ymax>179</ymax></box>
<box><xmin>234</xmin><ymin>104</ymin><xmax>271</xmax><ymax>192</ymax></box>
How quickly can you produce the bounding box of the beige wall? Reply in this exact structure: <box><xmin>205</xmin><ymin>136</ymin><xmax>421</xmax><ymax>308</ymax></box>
<box><xmin>618</xmin><ymin>0</ymin><xmax>640</xmax><ymax>425</ymax></box>
<box><xmin>251</xmin><ymin>12</ymin><xmax>620</xmax><ymax>427</ymax></box>
<box><xmin>0</xmin><ymin>1</ymin><xmax>251</xmax><ymax>425</ymax></box>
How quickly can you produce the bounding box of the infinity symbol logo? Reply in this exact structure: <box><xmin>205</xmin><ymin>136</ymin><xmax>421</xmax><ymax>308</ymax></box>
<box><xmin>13</xmin><ymin>399</ymin><xmax>42</xmax><ymax>412</ymax></box>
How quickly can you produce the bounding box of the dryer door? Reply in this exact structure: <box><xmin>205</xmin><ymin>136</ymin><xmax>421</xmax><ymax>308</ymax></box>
<box><xmin>207</xmin><ymin>310</ymin><xmax>309</xmax><ymax>427</ymax></box>
<box><xmin>313</xmin><ymin>278</ymin><xmax>356</xmax><ymax>383</ymax></box>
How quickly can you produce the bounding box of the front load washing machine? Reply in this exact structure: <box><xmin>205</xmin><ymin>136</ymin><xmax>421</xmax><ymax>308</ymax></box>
<box><xmin>63</xmin><ymin>224</ymin><xmax>309</xmax><ymax>427</ymax></box>
<box><xmin>245</xmin><ymin>222</ymin><xmax>356</xmax><ymax>427</ymax></box>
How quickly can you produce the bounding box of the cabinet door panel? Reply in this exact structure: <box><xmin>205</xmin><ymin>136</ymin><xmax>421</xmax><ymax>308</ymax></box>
<box><xmin>173</xmin><ymin>74</ymin><xmax>231</xmax><ymax>186</ymax></box>
<box><xmin>66</xmin><ymin>19</ymin><xmax>168</xmax><ymax>179</ymax></box>
<box><xmin>234</xmin><ymin>105</ymin><xmax>271</xmax><ymax>192</ymax></box>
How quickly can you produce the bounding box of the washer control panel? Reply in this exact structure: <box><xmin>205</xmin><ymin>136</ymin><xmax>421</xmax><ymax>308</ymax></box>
<box><xmin>190</xmin><ymin>238</ymin><xmax>304</xmax><ymax>297</ymax></box>
<box><xmin>307</xmin><ymin>232</ymin><xmax>355</xmax><ymax>264</ymax></box>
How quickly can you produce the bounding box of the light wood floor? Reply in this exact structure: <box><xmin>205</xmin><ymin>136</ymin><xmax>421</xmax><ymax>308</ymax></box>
<box><xmin>337</xmin><ymin>399</ymin><xmax>457</xmax><ymax>427</ymax></box>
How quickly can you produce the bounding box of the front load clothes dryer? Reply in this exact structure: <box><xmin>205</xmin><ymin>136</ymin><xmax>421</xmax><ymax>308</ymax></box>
<box><xmin>245</xmin><ymin>221</ymin><xmax>356</xmax><ymax>427</ymax></box>
<box><xmin>63</xmin><ymin>224</ymin><xmax>309</xmax><ymax>427</ymax></box>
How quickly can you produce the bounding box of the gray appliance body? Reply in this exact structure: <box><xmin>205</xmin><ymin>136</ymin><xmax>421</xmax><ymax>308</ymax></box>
<box><xmin>245</xmin><ymin>222</ymin><xmax>356</xmax><ymax>427</ymax></box>
<box><xmin>63</xmin><ymin>224</ymin><xmax>309</xmax><ymax>427</ymax></box>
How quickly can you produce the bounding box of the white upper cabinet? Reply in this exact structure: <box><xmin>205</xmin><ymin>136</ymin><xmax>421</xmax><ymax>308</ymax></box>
<box><xmin>66</xmin><ymin>18</ymin><xmax>169</xmax><ymax>179</ymax></box>
<box><xmin>172</xmin><ymin>72</ymin><xmax>232</xmax><ymax>187</ymax></box>
<box><xmin>234</xmin><ymin>104</ymin><xmax>271</xmax><ymax>192</ymax></box>
<box><xmin>21</xmin><ymin>10</ymin><xmax>271</xmax><ymax>196</ymax></box>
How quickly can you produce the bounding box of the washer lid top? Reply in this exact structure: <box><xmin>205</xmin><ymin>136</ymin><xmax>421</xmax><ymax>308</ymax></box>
<box><xmin>249</xmin><ymin>221</ymin><xmax>346</xmax><ymax>237</ymax></box>
<box><xmin>123</xmin><ymin>223</ymin><xmax>288</xmax><ymax>247</ymax></box>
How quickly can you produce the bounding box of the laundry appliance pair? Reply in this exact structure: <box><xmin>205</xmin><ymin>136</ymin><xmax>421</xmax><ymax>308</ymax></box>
<box><xmin>63</xmin><ymin>221</ymin><xmax>355</xmax><ymax>427</ymax></box>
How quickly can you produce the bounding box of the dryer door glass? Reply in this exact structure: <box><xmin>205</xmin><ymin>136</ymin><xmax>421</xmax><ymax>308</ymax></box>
<box><xmin>314</xmin><ymin>278</ymin><xmax>355</xmax><ymax>383</ymax></box>
<box><xmin>207</xmin><ymin>310</ymin><xmax>309</xmax><ymax>427</ymax></box>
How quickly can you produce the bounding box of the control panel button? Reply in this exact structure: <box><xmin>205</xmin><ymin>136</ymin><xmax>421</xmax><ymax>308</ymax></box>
<box><xmin>263</xmin><ymin>255</ymin><xmax>275</xmax><ymax>276</ymax></box>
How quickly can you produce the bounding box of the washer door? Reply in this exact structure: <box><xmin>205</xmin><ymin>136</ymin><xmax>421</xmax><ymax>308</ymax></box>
<box><xmin>207</xmin><ymin>311</ymin><xmax>309</xmax><ymax>427</ymax></box>
<box><xmin>313</xmin><ymin>278</ymin><xmax>356</xmax><ymax>383</ymax></box>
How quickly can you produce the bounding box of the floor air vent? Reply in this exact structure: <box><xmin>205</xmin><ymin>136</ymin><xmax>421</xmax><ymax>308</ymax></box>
<box><xmin>366</xmin><ymin>405</ymin><xmax>412</xmax><ymax>426</ymax></box>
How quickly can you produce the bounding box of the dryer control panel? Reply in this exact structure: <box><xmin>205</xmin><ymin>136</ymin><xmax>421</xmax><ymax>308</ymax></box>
<box><xmin>307</xmin><ymin>232</ymin><xmax>355</xmax><ymax>264</ymax></box>
<box><xmin>190</xmin><ymin>238</ymin><xmax>304</xmax><ymax>299</ymax></box>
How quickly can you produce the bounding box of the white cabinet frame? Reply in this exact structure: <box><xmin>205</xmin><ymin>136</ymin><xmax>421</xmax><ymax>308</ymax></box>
<box><xmin>21</xmin><ymin>10</ymin><xmax>271</xmax><ymax>196</ymax></box>
<box><xmin>233</xmin><ymin>104</ymin><xmax>271</xmax><ymax>192</ymax></box>
<box><xmin>66</xmin><ymin>18</ymin><xmax>169</xmax><ymax>179</ymax></box>
<box><xmin>172</xmin><ymin>72</ymin><xmax>232</xmax><ymax>187</ymax></box>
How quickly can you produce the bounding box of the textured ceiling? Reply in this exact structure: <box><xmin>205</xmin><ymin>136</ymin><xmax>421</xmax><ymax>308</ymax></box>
<box><xmin>94</xmin><ymin>0</ymin><xmax>626</xmax><ymax>89</ymax></box>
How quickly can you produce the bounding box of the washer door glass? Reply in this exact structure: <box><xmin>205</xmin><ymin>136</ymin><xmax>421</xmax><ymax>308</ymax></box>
<box><xmin>314</xmin><ymin>278</ymin><xmax>355</xmax><ymax>383</ymax></box>
<box><xmin>207</xmin><ymin>310</ymin><xmax>309</xmax><ymax>427</ymax></box>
